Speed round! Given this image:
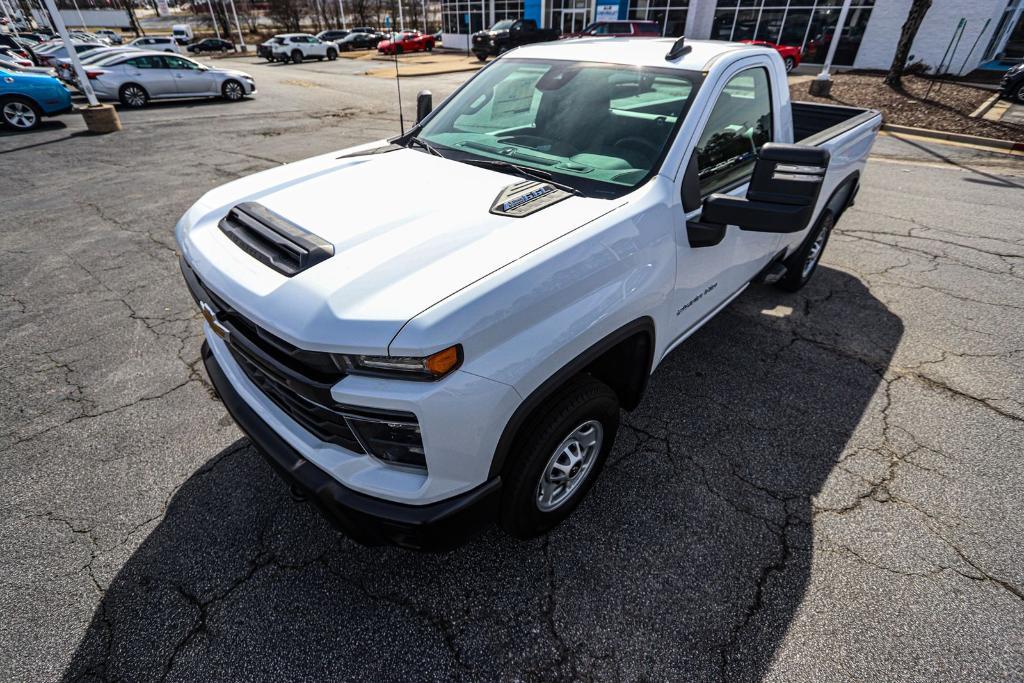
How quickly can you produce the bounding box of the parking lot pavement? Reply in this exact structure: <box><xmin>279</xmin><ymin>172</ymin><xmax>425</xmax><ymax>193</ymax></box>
<box><xmin>2</xmin><ymin>62</ymin><xmax>1024</xmax><ymax>682</ymax></box>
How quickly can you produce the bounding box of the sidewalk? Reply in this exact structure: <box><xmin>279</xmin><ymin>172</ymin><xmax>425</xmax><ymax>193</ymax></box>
<box><xmin>364</xmin><ymin>51</ymin><xmax>484</xmax><ymax>78</ymax></box>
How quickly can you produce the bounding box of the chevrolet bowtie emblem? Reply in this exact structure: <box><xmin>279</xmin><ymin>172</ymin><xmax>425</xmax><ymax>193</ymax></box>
<box><xmin>200</xmin><ymin>301</ymin><xmax>230</xmax><ymax>340</ymax></box>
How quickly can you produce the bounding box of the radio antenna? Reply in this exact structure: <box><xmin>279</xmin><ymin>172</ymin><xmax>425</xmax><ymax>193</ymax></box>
<box><xmin>393</xmin><ymin>28</ymin><xmax>405</xmax><ymax>136</ymax></box>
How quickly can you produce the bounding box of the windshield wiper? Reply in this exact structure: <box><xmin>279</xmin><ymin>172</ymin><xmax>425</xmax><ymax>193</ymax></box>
<box><xmin>461</xmin><ymin>158</ymin><xmax>586</xmax><ymax>197</ymax></box>
<box><xmin>406</xmin><ymin>136</ymin><xmax>445</xmax><ymax>158</ymax></box>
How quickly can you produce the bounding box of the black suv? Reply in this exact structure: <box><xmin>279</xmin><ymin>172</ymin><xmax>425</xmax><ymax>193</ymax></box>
<box><xmin>1001</xmin><ymin>63</ymin><xmax>1024</xmax><ymax>103</ymax></box>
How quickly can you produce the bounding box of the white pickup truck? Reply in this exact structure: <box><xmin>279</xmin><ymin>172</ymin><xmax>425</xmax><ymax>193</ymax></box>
<box><xmin>176</xmin><ymin>38</ymin><xmax>881</xmax><ymax>549</ymax></box>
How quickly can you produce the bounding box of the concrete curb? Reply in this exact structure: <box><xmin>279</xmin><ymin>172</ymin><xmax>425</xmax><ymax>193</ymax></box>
<box><xmin>881</xmin><ymin>123</ymin><xmax>1024</xmax><ymax>154</ymax></box>
<box><xmin>969</xmin><ymin>92</ymin><xmax>1001</xmax><ymax>118</ymax></box>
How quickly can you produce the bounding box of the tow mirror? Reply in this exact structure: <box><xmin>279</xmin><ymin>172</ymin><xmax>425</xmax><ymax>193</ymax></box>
<box><xmin>416</xmin><ymin>90</ymin><xmax>432</xmax><ymax>123</ymax></box>
<box><xmin>701</xmin><ymin>143</ymin><xmax>831</xmax><ymax>233</ymax></box>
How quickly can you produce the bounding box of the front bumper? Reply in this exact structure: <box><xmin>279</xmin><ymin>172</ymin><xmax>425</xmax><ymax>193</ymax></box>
<box><xmin>202</xmin><ymin>341</ymin><xmax>502</xmax><ymax>550</ymax></box>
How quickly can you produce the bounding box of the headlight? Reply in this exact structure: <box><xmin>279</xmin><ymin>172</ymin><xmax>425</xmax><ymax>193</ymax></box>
<box><xmin>336</xmin><ymin>344</ymin><xmax>461</xmax><ymax>381</ymax></box>
<box><xmin>348</xmin><ymin>417</ymin><xmax>426</xmax><ymax>469</ymax></box>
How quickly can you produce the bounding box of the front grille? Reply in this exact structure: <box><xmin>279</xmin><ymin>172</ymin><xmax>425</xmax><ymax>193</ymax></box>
<box><xmin>180</xmin><ymin>258</ymin><xmax>364</xmax><ymax>452</ymax></box>
<box><xmin>228</xmin><ymin>345</ymin><xmax>365</xmax><ymax>452</ymax></box>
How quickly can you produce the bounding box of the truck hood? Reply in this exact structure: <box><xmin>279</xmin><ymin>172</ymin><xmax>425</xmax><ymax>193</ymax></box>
<box><xmin>176</xmin><ymin>145</ymin><xmax>620</xmax><ymax>354</ymax></box>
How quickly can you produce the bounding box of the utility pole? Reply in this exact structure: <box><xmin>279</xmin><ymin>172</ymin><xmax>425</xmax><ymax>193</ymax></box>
<box><xmin>808</xmin><ymin>0</ymin><xmax>852</xmax><ymax>97</ymax></box>
<box><xmin>337</xmin><ymin>0</ymin><xmax>346</xmax><ymax>29</ymax></box>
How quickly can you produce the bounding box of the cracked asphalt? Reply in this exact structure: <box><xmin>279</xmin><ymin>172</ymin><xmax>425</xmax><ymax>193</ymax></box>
<box><xmin>2</xmin><ymin>57</ymin><xmax>1023</xmax><ymax>682</ymax></box>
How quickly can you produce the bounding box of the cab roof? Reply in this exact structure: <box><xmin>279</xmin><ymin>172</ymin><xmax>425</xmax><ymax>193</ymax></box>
<box><xmin>510</xmin><ymin>38</ymin><xmax>771</xmax><ymax>72</ymax></box>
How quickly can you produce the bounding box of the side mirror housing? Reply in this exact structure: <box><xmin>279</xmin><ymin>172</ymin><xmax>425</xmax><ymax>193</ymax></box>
<box><xmin>701</xmin><ymin>143</ymin><xmax>830</xmax><ymax>233</ymax></box>
<box><xmin>416</xmin><ymin>90</ymin><xmax>432</xmax><ymax>124</ymax></box>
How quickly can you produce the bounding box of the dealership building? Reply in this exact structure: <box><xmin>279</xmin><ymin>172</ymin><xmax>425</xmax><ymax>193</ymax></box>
<box><xmin>440</xmin><ymin>0</ymin><xmax>1024</xmax><ymax>74</ymax></box>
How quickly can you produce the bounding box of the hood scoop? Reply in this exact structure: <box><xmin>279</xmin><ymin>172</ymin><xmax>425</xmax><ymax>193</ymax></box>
<box><xmin>218</xmin><ymin>202</ymin><xmax>334</xmax><ymax>277</ymax></box>
<box><xmin>490</xmin><ymin>180</ymin><xmax>572</xmax><ymax>218</ymax></box>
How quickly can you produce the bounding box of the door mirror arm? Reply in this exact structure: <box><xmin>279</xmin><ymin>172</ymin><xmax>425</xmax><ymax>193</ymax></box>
<box><xmin>681</xmin><ymin>152</ymin><xmax>726</xmax><ymax>248</ymax></box>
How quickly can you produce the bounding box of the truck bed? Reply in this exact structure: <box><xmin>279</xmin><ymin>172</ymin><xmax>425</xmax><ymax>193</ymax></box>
<box><xmin>791</xmin><ymin>101</ymin><xmax>881</xmax><ymax>146</ymax></box>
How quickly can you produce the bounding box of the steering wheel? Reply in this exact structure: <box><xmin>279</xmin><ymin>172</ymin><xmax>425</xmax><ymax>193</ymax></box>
<box><xmin>612</xmin><ymin>136</ymin><xmax>661</xmax><ymax>168</ymax></box>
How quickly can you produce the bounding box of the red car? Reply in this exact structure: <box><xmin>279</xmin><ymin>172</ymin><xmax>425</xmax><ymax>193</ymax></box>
<box><xmin>377</xmin><ymin>31</ymin><xmax>435</xmax><ymax>55</ymax></box>
<box><xmin>739</xmin><ymin>39</ymin><xmax>802</xmax><ymax>72</ymax></box>
<box><xmin>565</xmin><ymin>20</ymin><xmax>661</xmax><ymax>39</ymax></box>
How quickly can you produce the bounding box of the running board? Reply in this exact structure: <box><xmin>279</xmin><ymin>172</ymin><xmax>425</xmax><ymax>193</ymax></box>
<box><xmin>753</xmin><ymin>260</ymin><xmax>787</xmax><ymax>285</ymax></box>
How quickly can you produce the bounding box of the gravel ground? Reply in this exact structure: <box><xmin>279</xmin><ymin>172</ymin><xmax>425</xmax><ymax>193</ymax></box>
<box><xmin>793</xmin><ymin>73</ymin><xmax>1024</xmax><ymax>142</ymax></box>
<box><xmin>2</xmin><ymin>57</ymin><xmax>1023</xmax><ymax>682</ymax></box>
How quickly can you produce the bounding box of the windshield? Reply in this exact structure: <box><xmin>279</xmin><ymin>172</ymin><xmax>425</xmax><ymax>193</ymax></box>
<box><xmin>417</xmin><ymin>58</ymin><xmax>700</xmax><ymax>198</ymax></box>
<box><xmin>491</xmin><ymin>20</ymin><xmax>515</xmax><ymax>30</ymax></box>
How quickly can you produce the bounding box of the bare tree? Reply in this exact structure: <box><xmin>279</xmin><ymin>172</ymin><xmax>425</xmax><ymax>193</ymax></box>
<box><xmin>884</xmin><ymin>0</ymin><xmax>932</xmax><ymax>88</ymax></box>
<box><xmin>267</xmin><ymin>0</ymin><xmax>301</xmax><ymax>32</ymax></box>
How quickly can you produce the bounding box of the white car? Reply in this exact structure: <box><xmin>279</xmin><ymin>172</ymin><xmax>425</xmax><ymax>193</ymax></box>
<box><xmin>267</xmin><ymin>33</ymin><xmax>339</xmax><ymax>63</ymax></box>
<box><xmin>176</xmin><ymin>38</ymin><xmax>881</xmax><ymax>549</ymax></box>
<box><xmin>127</xmin><ymin>36</ymin><xmax>180</xmax><ymax>53</ymax></box>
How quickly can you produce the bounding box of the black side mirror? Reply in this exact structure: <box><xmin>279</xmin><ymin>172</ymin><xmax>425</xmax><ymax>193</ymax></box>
<box><xmin>701</xmin><ymin>143</ymin><xmax>830</xmax><ymax>233</ymax></box>
<box><xmin>682</xmin><ymin>152</ymin><xmax>726</xmax><ymax>248</ymax></box>
<box><xmin>416</xmin><ymin>90</ymin><xmax>432</xmax><ymax>124</ymax></box>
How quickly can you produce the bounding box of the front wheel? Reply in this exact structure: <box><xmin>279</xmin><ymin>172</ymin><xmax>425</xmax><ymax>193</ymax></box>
<box><xmin>326</xmin><ymin>48</ymin><xmax>337</xmax><ymax>60</ymax></box>
<box><xmin>221</xmin><ymin>79</ymin><xmax>245</xmax><ymax>101</ymax></box>
<box><xmin>499</xmin><ymin>375</ymin><xmax>619</xmax><ymax>539</ymax></box>
<box><xmin>426</xmin><ymin>42</ymin><xmax>433</xmax><ymax>52</ymax></box>
<box><xmin>784</xmin><ymin>56</ymin><xmax>795</xmax><ymax>72</ymax></box>
<box><xmin>1</xmin><ymin>96</ymin><xmax>41</xmax><ymax>130</ymax></box>
<box><xmin>777</xmin><ymin>211</ymin><xmax>834</xmax><ymax>292</ymax></box>
<box><xmin>475</xmin><ymin>52</ymin><xmax>487</xmax><ymax>62</ymax></box>
<box><xmin>1015</xmin><ymin>82</ymin><xmax>1024</xmax><ymax>104</ymax></box>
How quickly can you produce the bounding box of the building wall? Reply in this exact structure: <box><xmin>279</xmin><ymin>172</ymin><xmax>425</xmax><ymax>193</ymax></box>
<box><xmin>853</xmin><ymin>0</ymin><xmax>1008</xmax><ymax>74</ymax></box>
<box><xmin>30</xmin><ymin>8</ymin><xmax>131</xmax><ymax>29</ymax></box>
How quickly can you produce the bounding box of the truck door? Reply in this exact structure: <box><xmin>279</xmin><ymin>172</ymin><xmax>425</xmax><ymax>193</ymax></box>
<box><xmin>670</xmin><ymin>63</ymin><xmax>782</xmax><ymax>342</ymax></box>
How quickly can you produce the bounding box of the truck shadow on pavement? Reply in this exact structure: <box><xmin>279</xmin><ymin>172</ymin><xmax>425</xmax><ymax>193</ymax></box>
<box><xmin>61</xmin><ymin>266</ymin><xmax>901</xmax><ymax>682</ymax></box>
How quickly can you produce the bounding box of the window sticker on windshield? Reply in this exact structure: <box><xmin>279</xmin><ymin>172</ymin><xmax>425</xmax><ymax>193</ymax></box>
<box><xmin>492</xmin><ymin>74</ymin><xmax>540</xmax><ymax>117</ymax></box>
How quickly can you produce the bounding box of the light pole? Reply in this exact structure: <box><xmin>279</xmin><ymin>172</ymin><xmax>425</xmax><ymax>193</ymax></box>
<box><xmin>226</xmin><ymin>0</ymin><xmax>245</xmax><ymax>50</ymax></box>
<box><xmin>69</xmin><ymin>0</ymin><xmax>86</xmax><ymax>28</ymax></box>
<box><xmin>206</xmin><ymin>0</ymin><xmax>221</xmax><ymax>38</ymax></box>
<box><xmin>337</xmin><ymin>0</ymin><xmax>346</xmax><ymax>29</ymax></box>
<box><xmin>809</xmin><ymin>0</ymin><xmax>853</xmax><ymax>97</ymax></box>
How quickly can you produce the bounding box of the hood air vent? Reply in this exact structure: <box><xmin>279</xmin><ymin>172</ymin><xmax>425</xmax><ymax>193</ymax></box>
<box><xmin>218</xmin><ymin>202</ymin><xmax>334</xmax><ymax>277</ymax></box>
<box><xmin>490</xmin><ymin>180</ymin><xmax>572</xmax><ymax>218</ymax></box>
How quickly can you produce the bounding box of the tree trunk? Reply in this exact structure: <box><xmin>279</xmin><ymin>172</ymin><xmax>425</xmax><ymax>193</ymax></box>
<box><xmin>884</xmin><ymin>0</ymin><xmax>932</xmax><ymax>88</ymax></box>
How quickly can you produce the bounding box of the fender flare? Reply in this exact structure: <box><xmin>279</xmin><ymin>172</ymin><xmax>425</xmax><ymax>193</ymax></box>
<box><xmin>487</xmin><ymin>316</ymin><xmax>656</xmax><ymax>478</ymax></box>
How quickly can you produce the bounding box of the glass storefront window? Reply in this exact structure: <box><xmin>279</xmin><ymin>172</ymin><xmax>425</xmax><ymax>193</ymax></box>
<box><xmin>627</xmin><ymin>0</ymin><xmax>688</xmax><ymax>36</ymax></box>
<box><xmin>712</xmin><ymin>1</ymin><xmax>874</xmax><ymax>65</ymax></box>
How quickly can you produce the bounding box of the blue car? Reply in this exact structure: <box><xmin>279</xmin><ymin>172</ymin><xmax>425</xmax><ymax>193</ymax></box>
<box><xmin>0</xmin><ymin>65</ymin><xmax>72</xmax><ymax>131</ymax></box>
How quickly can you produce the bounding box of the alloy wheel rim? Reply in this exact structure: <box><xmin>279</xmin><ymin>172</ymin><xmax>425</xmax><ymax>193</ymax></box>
<box><xmin>126</xmin><ymin>88</ymin><xmax>144</xmax><ymax>106</ymax></box>
<box><xmin>225</xmin><ymin>82</ymin><xmax>242</xmax><ymax>99</ymax></box>
<box><xmin>802</xmin><ymin>224</ymin><xmax>829</xmax><ymax>278</ymax></box>
<box><xmin>536</xmin><ymin>420</ymin><xmax>603</xmax><ymax>512</ymax></box>
<box><xmin>4</xmin><ymin>101</ymin><xmax>36</xmax><ymax>128</ymax></box>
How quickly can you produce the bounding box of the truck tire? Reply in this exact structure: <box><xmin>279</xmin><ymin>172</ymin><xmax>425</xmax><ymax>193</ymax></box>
<box><xmin>776</xmin><ymin>211</ymin><xmax>834</xmax><ymax>292</ymax></box>
<box><xmin>500</xmin><ymin>375</ymin><xmax>619</xmax><ymax>539</ymax></box>
<box><xmin>475</xmin><ymin>52</ymin><xmax>487</xmax><ymax>62</ymax></box>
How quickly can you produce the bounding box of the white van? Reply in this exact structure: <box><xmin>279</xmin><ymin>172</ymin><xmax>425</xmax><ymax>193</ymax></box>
<box><xmin>171</xmin><ymin>24</ymin><xmax>194</xmax><ymax>44</ymax></box>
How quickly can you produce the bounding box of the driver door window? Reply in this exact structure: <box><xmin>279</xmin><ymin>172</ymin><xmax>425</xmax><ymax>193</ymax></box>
<box><xmin>694</xmin><ymin>67</ymin><xmax>773</xmax><ymax>196</ymax></box>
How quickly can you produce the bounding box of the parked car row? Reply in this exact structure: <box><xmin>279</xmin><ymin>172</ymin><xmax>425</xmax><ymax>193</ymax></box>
<box><xmin>0</xmin><ymin>48</ymin><xmax>255</xmax><ymax>132</ymax></box>
<box><xmin>257</xmin><ymin>28</ymin><xmax>392</xmax><ymax>62</ymax></box>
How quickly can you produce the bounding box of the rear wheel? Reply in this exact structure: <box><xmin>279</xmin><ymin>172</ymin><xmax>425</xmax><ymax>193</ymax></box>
<box><xmin>776</xmin><ymin>211</ymin><xmax>834</xmax><ymax>292</ymax></box>
<box><xmin>1015</xmin><ymin>82</ymin><xmax>1024</xmax><ymax>104</ymax></box>
<box><xmin>291</xmin><ymin>49</ymin><xmax>303</xmax><ymax>64</ymax></box>
<box><xmin>784</xmin><ymin>56</ymin><xmax>795</xmax><ymax>72</ymax></box>
<box><xmin>500</xmin><ymin>375</ymin><xmax>619</xmax><ymax>539</ymax></box>
<box><xmin>475</xmin><ymin>52</ymin><xmax>487</xmax><ymax>62</ymax></box>
<box><xmin>118</xmin><ymin>83</ymin><xmax>148</xmax><ymax>108</ymax></box>
<box><xmin>221</xmin><ymin>79</ymin><xmax>244</xmax><ymax>101</ymax></box>
<box><xmin>1</xmin><ymin>96</ymin><xmax>41</xmax><ymax>130</ymax></box>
